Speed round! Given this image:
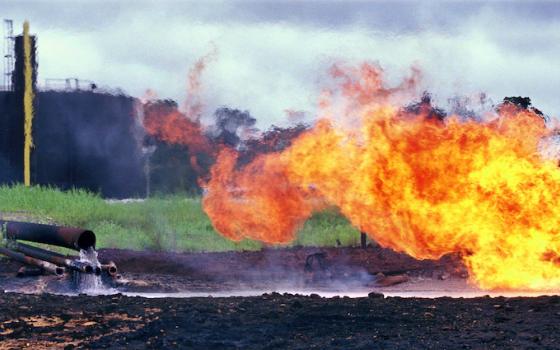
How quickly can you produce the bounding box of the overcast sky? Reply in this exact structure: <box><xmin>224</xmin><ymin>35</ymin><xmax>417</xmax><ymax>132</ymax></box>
<box><xmin>3</xmin><ymin>0</ymin><xmax>560</xmax><ymax>127</ymax></box>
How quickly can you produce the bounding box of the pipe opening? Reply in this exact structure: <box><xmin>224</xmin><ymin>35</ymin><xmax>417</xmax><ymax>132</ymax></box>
<box><xmin>84</xmin><ymin>265</ymin><xmax>94</xmax><ymax>274</ymax></box>
<box><xmin>55</xmin><ymin>267</ymin><xmax>65</xmax><ymax>276</ymax></box>
<box><xmin>77</xmin><ymin>230</ymin><xmax>96</xmax><ymax>250</ymax></box>
<box><xmin>108</xmin><ymin>266</ymin><xmax>117</xmax><ymax>275</ymax></box>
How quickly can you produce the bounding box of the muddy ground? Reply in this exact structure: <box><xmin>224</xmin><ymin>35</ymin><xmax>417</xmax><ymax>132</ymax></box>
<box><xmin>99</xmin><ymin>245</ymin><xmax>466</xmax><ymax>293</ymax></box>
<box><xmin>0</xmin><ymin>246</ymin><xmax>556</xmax><ymax>349</ymax></box>
<box><xmin>0</xmin><ymin>245</ymin><xmax>466</xmax><ymax>294</ymax></box>
<box><xmin>1</xmin><ymin>292</ymin><xmax>560</xmax><ymax>349</ymax></box>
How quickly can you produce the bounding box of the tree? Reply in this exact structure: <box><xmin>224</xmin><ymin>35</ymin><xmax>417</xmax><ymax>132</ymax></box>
<box><xmin>404</xmin><ymin>91</ymin><xmax>447</xmax><ymax>121</ymax></box>
<box><xmin>500</xmin><ymin>96</ymin><xmax>545</xmax><ymax>120</ymax></box>
<box><xmin>209</xmin><ymin>107</ymin><xmax>257</xmax><ymax>148</ymax></box>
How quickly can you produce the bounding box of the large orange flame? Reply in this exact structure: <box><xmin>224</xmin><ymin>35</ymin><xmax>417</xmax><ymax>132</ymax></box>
<box><xmin>142</xmin><ymin>51</ymin><xmax>217</xmax><ymax>160</ymax></box>
<box><xmin>203</xmin><ymin>63</ymin><xmax>560</xmax><ymax>290</ymax></box>
<box><xmin>144</xmin><ymin>105</ymin><xmax>212</xmax><ymax>155</ymax></box>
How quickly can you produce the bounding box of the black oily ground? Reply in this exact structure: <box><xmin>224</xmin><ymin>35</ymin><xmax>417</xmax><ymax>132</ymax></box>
<box><xmin>0</xmin><ymin>291</ymin><xmax>559</xmax><ymax>349</ymax></box>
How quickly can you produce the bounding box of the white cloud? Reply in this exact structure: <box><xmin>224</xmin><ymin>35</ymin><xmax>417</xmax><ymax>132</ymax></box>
<box><xmin>5</xmin><ymin>2</ymin><xmax>560</xmax><ymax>128</ymax></box>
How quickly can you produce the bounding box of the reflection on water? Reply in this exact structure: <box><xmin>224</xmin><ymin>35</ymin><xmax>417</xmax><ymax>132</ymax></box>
<box><xmin>122</xmin><ymin>289</ymin><xmax>560</xmax><ymax>299</ymax></box>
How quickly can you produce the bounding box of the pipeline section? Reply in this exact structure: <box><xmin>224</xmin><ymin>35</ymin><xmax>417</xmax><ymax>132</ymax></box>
<box><xmin>14</xmin><ymin>242</ymin><xmax>96</xmax><ymax>274</ymax></box>
<box><xmin>0</xmin><ymin>221</ymin><xmax>116</xmax><ymax>277</ymax></box>
<box><xmin>0</xmin><ymin>247</ymin><xmax>64</xmax><ymax>276</ymax></box>
<box><xmin>0</xmin><ymin>220</ymin><xmax>96</xmax><ymax>251</ymax></box>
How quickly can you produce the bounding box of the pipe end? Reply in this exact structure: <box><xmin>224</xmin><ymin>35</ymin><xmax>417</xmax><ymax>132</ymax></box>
<box><xmin>77</xmin><ymin>230</ymin><xmax>96</xmax><ymax>250</ymax></box>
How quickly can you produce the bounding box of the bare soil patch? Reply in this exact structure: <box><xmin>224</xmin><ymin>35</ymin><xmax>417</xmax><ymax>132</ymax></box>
<box><xmin>2</xmin><ymin>247</ymin><xmax>550</xmax><ymax>349</ymax></box>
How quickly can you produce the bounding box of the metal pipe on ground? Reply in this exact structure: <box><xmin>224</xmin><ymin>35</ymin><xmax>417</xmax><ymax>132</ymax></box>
<box><xmin>14</xmin><ymin>242</ymin><xmax>94</xmax><ymax>274</ymax></box>
<box><xmin>18</xmin><ymin>243</ymin><xmax>103</xmax><ymax>275</ymax></box>
<box><xmin>0</xmin><ymin>221</ymin><xmax>96</xmax><ymax>251</ymax></box>
<box><xmin>16</xmin><ymin>266</ymin><xmax>43</xmax><ymax>277</ymax></box>
<box><xmin>0</xmin><ymin>247</ymin><xmax>65</xmax><ymax>276</ymax></box>
<box><xmin>101</xmin><ymin>261</ymin><xmax>118</xmax><ymax>277</ymax></box>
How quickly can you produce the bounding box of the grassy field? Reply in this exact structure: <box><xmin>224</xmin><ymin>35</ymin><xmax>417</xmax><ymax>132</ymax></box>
<box><xmin>0</xmin><ymin>185</ymin><xmax>361</xmax><ymax>252</ymax></box>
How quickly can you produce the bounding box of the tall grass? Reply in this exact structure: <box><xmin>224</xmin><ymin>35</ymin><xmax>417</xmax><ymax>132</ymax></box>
<box><xmin>0</xmin><ymin>185</ymin><xmax>361</xmax><ymax>252</ymax></box>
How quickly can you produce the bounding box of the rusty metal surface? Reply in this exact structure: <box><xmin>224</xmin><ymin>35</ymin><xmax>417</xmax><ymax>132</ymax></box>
<box><xmin>0</xmin><ymin>246</ymin><xmax>64</xmax><ymax>276</ymax></box>
<box><xmin>0</xmin><ymin>220</ymin><xmax>95</xmax><ymax>250</ymax></box>
<box><xmin>14</xmin><ymin>242</ymin><xmax>94</xmax><ymax>273</ymax></box>
<box><xmin>101</xmin><ymin>261</ymin><xmax>118</xmax><ymax>277</ymax></box>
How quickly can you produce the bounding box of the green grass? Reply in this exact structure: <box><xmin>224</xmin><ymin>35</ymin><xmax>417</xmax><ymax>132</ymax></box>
<box><xmin>0</xmin><ymin>185</ymin><xmax>361</xmax><ymax>252</ymax></box>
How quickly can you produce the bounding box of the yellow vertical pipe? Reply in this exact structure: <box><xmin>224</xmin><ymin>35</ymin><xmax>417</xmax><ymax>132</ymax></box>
<box><xmin>23</xmin><ymin>21</ymin><xmax>34</xmax><ymax>186</ymax></box>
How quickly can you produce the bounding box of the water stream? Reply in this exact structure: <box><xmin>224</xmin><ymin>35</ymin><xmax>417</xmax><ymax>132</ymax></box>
<box><xmin>72</xmin><ymin>247</ymin><xmax>105</xmax><ymax>294</ymax></box>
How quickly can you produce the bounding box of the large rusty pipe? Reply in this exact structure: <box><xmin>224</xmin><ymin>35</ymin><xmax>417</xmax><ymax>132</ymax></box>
<box><xmin>0</xmin><ymin>247</ymin><xmax>65</xmax><ymax>276</ymax></box>
<box><xmin>0</xmin><ymin>221</ymin><xmax>96</xmax><ymax>251</ymax></box>
<box><xmin>14</xmin><ymin>243</ymin><xmax>95</xmax><ymax>274</ymax></box>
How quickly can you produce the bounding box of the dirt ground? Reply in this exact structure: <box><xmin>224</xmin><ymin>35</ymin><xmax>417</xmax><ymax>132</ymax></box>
<box><xmin>1</xmin><ymin>292</ymin><xmax>560</xmax><ymax>349</ymax></box>
<box><xmin>101</xmin><ymin>245</ymin><xmax>466</xmax><ymax>293</ymax></box>
<box><xmin>0</xmin><ymin>245</ymin><xmax>466</xmax><ymax>294</ymax></box>
<box><xmin>0</xmin><ymin>246</ymin><xmax>556</xmax><ymax>349</ymax></box>
<box><xmin>98</xmin><ymin>245</ymin><xmax>464</xmax><ymax>278</ymax></box>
